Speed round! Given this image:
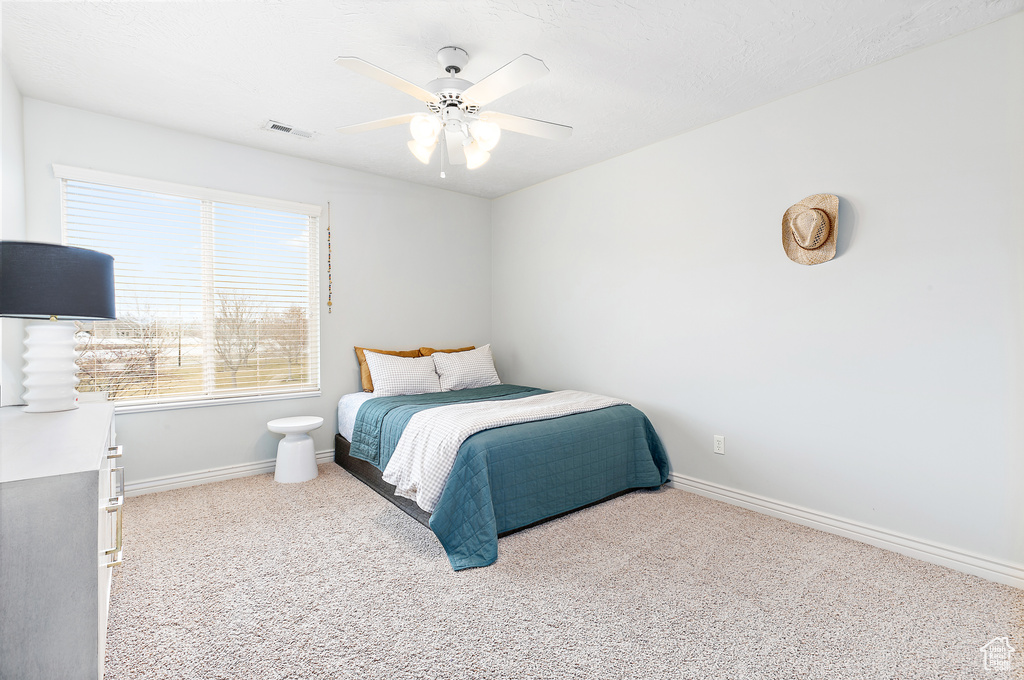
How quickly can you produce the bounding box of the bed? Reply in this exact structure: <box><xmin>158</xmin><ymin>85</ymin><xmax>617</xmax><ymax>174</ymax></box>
<box><xmin>334</xmin><ymin>382</ymin><xmax>670</xmax><ymax>570</ymax></box>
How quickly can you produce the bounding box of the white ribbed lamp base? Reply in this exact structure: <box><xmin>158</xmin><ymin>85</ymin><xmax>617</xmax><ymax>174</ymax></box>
<box><xmin>22</xmin><ymin>321</ymin><xmax>81</xmax><ymax>413</ymax></box>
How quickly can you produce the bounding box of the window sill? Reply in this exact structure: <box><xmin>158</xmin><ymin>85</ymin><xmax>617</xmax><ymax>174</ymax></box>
<box><xmin>112</xmin><ymin>390</ymin><xmax>322</xmax><ymax>415</ymax></box>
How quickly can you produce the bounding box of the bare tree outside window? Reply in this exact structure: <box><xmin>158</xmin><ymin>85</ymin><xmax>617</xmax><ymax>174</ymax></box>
<box><xmin>214</xmin><ymin>290</ymin><xmax>260</xmax><ymax>388</ymax></box>
<box><xmin>266</xmin><ymin>306</ymin><xmax>309</xmax><ymax>381</ymax></box>
<box><xmin>76</xmin><ymin>309</ymin><xmax>167</xmax><ymax>399</ymax></box>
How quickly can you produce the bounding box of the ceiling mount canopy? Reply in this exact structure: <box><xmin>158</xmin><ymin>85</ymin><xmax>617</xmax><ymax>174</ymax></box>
<box><xmin>336</xmin><ymin>46</ymin><xmax>572</xmax><ymax>176</ymax></box>
<box><xmin>437</xmin><ymin>46</ymin><xmax>468</xmax><ymax>75</ymax></box>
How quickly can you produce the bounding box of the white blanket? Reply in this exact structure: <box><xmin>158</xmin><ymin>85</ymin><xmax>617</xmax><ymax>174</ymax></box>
<box><xmin>337</xmin><ymin>391</ymin><xmax>377</xmax><ymax>440</ymax></box>
<box><xmin>382</xmin><ymin>390</ymin><xmax>627</xmax><ymax>513</ymax></box>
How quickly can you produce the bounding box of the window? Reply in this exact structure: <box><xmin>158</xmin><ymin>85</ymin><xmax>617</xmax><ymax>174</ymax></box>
<box><xmin>57</xmin><ymin>165</ymin><xmax>320</xmax><ymax>409</ymax></box>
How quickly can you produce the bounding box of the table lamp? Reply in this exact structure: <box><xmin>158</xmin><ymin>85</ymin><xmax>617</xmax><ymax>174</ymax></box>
<box><xmin>0</xmin><ymin>241</ymin><xmax>116</xmax><ymax>412</ymax></box>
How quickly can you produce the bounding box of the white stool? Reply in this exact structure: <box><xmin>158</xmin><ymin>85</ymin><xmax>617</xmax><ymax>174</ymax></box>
<box><xmin>268</xmin><ymin>416</ymin><xmax>324</xmax><ymax>483</ymax></box>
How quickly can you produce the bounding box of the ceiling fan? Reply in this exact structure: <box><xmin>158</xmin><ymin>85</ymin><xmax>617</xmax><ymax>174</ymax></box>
<box><xmin>336</xmin><ymin>47</ymin><xmax>572</xmax><ymax>176</ymax></box>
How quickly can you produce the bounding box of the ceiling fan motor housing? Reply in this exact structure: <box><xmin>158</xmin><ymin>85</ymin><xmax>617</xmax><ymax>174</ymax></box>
<box><xmin>425</xmin><ymin>82</ymin><xmax>479</xmax><ymax>116</ymax></box>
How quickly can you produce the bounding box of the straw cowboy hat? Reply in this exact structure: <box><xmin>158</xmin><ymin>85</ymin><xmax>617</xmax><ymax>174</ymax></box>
<box><xmin>782</xmin><ymin>194</ymin><xmax>838</xmax><ymax>265</ymax></box>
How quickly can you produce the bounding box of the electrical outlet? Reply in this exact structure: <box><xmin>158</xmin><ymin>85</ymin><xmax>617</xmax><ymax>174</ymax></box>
<box><xmin>713</xmin><ymin>435</ymin><xmax>725</xmax><ymax>455</ymax></box>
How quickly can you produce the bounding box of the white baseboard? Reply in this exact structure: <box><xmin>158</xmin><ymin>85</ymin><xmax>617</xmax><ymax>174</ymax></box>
<box><xmin>125</xmin><ymin>449</ymin><xmax>336</xmax><ymax>497</ymax></box>
<box><xmin>667</xmin><ymin>472</ymin><xmax>1023</xmax><ymax>590</ymax></box>
<box><xmin>124</xmin><ymin>459</ymin><xmax>1021</xmax><ymax>588</ymax></box>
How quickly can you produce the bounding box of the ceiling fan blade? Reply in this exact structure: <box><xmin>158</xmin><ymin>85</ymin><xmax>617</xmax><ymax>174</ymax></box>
<box><xmin>337</xmin><ymin>114</ymin><xmax>418</xmax><ymax>134</ymax></box>
<box><xmin>445</xmin><ymin>130</ymin><xmax>467</xmax><ymax>165</ymax></box>
<box><xmin>462</xmin><ymin>55</ymin><xmax>549</xmax><ymax>106</ymax></box>
<box><xmin>336</xmin><ymin>57</ymin><xmax>440</xmax><ymax>104</ymax></box>
<box><xmin>478</xmin><ymin>111</ymin><xmax>573</xmax><ymax>140</ymax></box>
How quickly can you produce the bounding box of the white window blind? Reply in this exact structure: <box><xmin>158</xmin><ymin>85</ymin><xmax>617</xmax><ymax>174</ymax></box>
<box><xmin>58</xmin><ymin>167</ymin><xmax>320</xmax><ymax>407</ymax></box>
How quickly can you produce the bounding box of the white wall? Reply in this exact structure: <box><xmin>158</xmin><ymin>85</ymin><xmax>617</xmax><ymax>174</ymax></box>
<box><xmin>2</xmin><ymin>60</ymin><xmax>27</xmax><ymax>405</ymax></box>
<box><xmin>1</xmin><ymin>61</ymin><xmax>26</xmax><ymax>237</ymax></box>
<box><xmin>20</xmin><ymin>99</ymin><xmax>491</xmax><ymax>483</ymax></box>
<box><xmin>491</xmin><ymin>14</ymin><xmax>1024</xmax><ymax>567</ymax></box>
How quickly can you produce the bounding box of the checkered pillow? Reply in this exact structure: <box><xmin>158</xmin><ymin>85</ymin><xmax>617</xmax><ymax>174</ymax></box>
<box><xmin>363</xmin><ymin>351</ymin><xmax>441</xmax><ymax>396</ymax></box>
<box><xmin>431</xmin><ymin>344</ymin><xmax>501</xmax><ymax>391</ymax></box>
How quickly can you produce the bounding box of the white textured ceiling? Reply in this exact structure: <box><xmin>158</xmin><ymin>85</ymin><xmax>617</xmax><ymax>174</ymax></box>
<box><xmin>3</xmin><ymin>1</ymin><xmax>1022</xmax><ymax>198</ymax></box>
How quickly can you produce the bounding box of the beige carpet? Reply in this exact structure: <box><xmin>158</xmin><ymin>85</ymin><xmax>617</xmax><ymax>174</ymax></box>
<box><xmin>105</xmin><ymin>463</ymin><xmax>1022</xmax><ymax>679</ymax></box>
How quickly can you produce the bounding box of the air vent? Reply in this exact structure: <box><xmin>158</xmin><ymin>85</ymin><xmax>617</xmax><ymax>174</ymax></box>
<box><xmin>263</xmin><ymin>120</ymin><xmax>314</xmax><ymax>139</ymax></box>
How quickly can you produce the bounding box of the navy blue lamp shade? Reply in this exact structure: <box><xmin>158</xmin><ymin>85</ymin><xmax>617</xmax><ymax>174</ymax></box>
<box><xmin>0</xmin><ymin>241</ymin><xmax>116</xmax><ymax>320</ymax></box>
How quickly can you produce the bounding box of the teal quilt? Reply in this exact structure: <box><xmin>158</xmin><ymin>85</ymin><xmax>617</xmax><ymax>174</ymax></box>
<box><xmin>349</xmin><ymin>385</ymin><xmax>670</xmax><ymax>570</ymax></box>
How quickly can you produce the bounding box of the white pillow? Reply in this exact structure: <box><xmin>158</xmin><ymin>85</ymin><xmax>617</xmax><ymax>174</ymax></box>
<box><xmin>363</xmin><ymin>351</ymin><xmax>441</xmax><ymax>396</ymax></box>
<box><xmin>431</xmin><ymin>344</ymin><xmax>501</xmax><ymax>391</ymax></box>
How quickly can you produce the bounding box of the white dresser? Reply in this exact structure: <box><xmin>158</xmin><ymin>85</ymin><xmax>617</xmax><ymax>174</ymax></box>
<box><xmin>0</xmin><ymin>403</ymin><xmax>121</xmax><ymax>679</ymax></box>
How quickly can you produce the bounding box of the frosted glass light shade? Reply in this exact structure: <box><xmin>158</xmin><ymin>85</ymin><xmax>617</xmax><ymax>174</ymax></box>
<box><xmin>407</xmin><ymin>140</ymin><xmax>437</xmax><ymax>164</ymax></box>
<box><xmin>469</xmin><ymin>120</ymin><xmax>501</xmax><ymax>152</ymax></box>
<box><xmin>21</xmin><ymin>321</ymin><xmax>81</xmax><ymax>412</ymax></box>
<box><xmin>464</xmin><ymin>140</ymin><xmax>491</xmax><ymax>170</ymax></box>
<box><xmin>409</xmin><ymin>114</ymin><xmax>441</xmax><ymax>146</ymax></box>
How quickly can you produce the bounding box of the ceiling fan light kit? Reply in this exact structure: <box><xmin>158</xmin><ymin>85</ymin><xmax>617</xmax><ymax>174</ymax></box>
<box><xmin>464</xmin><ymin>141</ymin><xmax>490</xmax><ymax>170</ymax></box>
<box><xmin>410</xmin><ymin>113</ymin><xmax>441</xmax><ymax>146</ymax></box>
<box><xmin>336</xmin><ymin>46</ymin><xmax>571</xmax><ymax>177</ymax></box>
<box><xmin>406</xmin><ymin>139</ymin><xmax>437</xmax><ymax>164</ymax></box>
<box><xmin>469</xmin><ymin>120</ymin><xmax>501</xmax><ymax>151</ymax></box>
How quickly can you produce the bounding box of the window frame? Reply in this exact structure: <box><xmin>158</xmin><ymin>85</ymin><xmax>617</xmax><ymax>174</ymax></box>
<box><xmin>55</xmin><ymin>164</ymin><xmax>323</xmax><ymax>413</ymax></box>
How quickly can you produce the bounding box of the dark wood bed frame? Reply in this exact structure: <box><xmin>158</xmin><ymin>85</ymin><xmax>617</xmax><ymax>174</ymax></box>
<box><xmin>334</xmin><ymin>434</ymin><xmax>637</xmax><ymax>537</ymax></box>
<box><xmin>334</xmin><ymin>434</ymin><xmax>432</xmax><ymax>528</ymax></box>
